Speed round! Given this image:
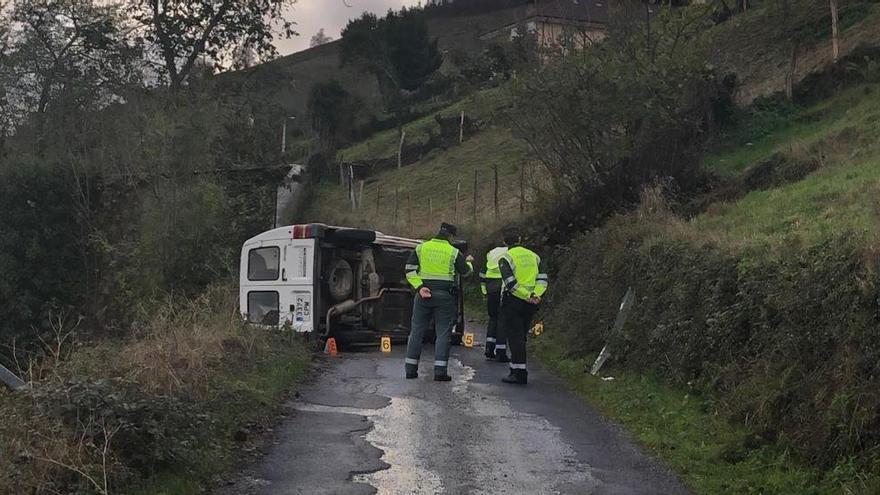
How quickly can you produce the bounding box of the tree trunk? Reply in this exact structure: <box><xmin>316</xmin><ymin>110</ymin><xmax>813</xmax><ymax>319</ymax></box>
<box><xmin>830</xmin><ymin>0</ymin><xmax>840</xmax><ymax>63</ymax></box>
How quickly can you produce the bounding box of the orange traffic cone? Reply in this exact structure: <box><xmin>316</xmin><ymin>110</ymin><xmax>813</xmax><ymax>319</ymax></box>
<box><xmin>324</xmin><ymin>338</ymin><xmax>339</xmax><ymax>357</ymax></box>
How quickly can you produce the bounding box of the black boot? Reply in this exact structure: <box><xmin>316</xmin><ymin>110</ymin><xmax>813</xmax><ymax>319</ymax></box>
<box><xmin>495</xmin><ymin>350</ymin><xmax>510</xmax><ymax>363</ymax></box>
<box><xmin>484</xmin><ymin>342</ymin><xmax>496</xmax><ymax>359</ymax></box>
<box><xmin>405</xmin><ymin>364</ymin><xmax>418</xmax><ymax>379</ymax></box>
<box><xmin>502</xmin><ymin>369</ymin><xmax>528</xmax><ymax>385</ymax></box>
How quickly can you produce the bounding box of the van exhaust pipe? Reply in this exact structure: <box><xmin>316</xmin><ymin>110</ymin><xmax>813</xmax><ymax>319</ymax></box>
<box><xmin>323</xmin><ymin>288</ymin><xmax>411</xmax><ymax>338</ymax></box>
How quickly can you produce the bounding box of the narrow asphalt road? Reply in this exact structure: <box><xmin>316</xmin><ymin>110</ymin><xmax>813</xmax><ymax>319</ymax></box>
<box><xmin>217</xmin><ymin>341</ymin><xmax>691</xmax><ymax>495</ymax></box>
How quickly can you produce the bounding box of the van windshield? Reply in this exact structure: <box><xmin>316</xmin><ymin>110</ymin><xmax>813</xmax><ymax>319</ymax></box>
<box><xmin>248</xmin><ymin>247</ymin><xmax>280</xmax><ymax>281</ymax></box>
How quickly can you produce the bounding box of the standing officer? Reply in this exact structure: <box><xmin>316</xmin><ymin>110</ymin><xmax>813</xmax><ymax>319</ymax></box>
<box><xmin>479</xmin><ymin>242</ymin><xmax>508</xmax><ymax>361</ymax></box>
<box><xmin>404</xmin><ymin>222</ymin><xmax>474</xmax><ymax>381</ymax></box>
<box><xmin>498</xmin><ymin>228</ymin><xmax>548</xmax><ymax>385</ymax></box>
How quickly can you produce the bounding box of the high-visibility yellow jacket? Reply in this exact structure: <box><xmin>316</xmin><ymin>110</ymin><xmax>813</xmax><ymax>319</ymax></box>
<box><xmin>405</xmin><ymin>238</ymin><xmax>473</xmax><ymax>290</ymax></box>
<box><xmin>479</xmin><ymin>246</ymin><xmax>507</xmax><ymax>295</ymax></box>
<box><xmin>498</xmin><ymin>245</ymin><xmax>548</xmax><ymax>301</ymax></box>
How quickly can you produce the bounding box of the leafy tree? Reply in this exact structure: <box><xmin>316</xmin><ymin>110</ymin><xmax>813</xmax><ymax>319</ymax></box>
<box><xmin>2</xmin><ymin>0</ymin><xmax>141</xmax><ymax>137</ymax></box>
<box><xmin>509</xmin><ymin>4</ymin><xmax>727</xmax><ymax>224</ymax></box>
<box><xmin>339</xmin><ymin>8</ymin><xmax>442</xmax><ymax>134</ymax></box>
<box><xmin>128</xmin><ymin>0</ymin><xmax>296</xmax><ymax>89</ymax></box>
<box><xmin>307</xmin><ymin>79</ymin><xmax>359</xmax><ymax>160</ymax></box>
<box><xmin>309</xmin><ymin>28</ymin><xmax>333</xmax><ymax>47</ymax></box>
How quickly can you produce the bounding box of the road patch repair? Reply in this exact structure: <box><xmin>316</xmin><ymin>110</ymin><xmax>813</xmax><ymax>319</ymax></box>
<box><xmin>217</xmin><ymin>340</ymin><xmax>689</xmax><ymax>495</ymax></box>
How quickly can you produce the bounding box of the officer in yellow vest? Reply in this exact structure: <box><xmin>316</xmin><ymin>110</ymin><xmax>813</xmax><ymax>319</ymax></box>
<box><xmin>479</xmin><ymin>242</ymin><xmax>508</xmax><ymax>361</ymax></box>
<box><xmin>498</xmin><ymin>228</ymin><xmax>548</xmax><ymax>385</ymax></box>
<box><xmin>405</xmin><ymin>222</ymin><xmax>474</xmax><ymax>381</ymax></box>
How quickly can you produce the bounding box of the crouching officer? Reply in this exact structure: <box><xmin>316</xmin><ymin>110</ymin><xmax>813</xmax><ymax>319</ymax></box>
<box><xmin>498</xmin><ymin>228</ymin><xmax>548</xmax><ymax>385</ymax></box>
<box><xmin>480</xmin><ymin>242</ymin><xmax>508</xmax><ymax>361</ymax></box>
<box><xmin>404</xmin><ymin>222</ymin><xmax>474</xmax><ymax>381</ymax></box>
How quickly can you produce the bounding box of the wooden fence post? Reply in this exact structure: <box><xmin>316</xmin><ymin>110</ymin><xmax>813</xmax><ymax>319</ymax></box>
<box><xmin>394</xmin><ymin>186</ymin><xmax>400</xmax><ymax>226</ymax></box>
<box><xmin>376</xmin><ymin>184</ymin><xmax>382</xmax><ymax>216</ymax></box>
<box><xmin>398</xmin><ymin>130</ymin><xmax>406</xmax><ymax>169</ymax></box>
<box><xmin>459</xmin><ymin>110</ymin><xmax>465</xmax><ymax>145</ymax></box>
<box><xmin>349</xmin><ymin>165</ymin><xmax>356</xmax><ymax>210</ymax></box>
<box><xmin>454</xmin><ymin>182</ymin><xmax>461</xmax><ymax>222</ymax></box>
<box><xmin>493</xmin><ymin>163</ymin><xmax>499</xmax><ymax>220</ymax></box>
<box><xmin>473</xmin><ymin>169</ymin><xmax>478</xmax><ymax>221</ymax></box>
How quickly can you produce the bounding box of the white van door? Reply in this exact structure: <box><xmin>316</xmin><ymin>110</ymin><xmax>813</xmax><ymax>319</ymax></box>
<box><xmin>241</xmin><ymin>236</ymin><xmax>316</xmax><ymax>332</ymax></box>
<box><xmin>281</xmin><ymin>239</ymin><xmax>315</xmax><ymax>333</ymax></box>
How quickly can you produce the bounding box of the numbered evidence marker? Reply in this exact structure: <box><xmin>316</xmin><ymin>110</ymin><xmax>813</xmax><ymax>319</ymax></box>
<box><xmin>532</xmin><ymin>321</ymin><xmax>544</xmax><ymax>336</ymax></box>
<box><xmin>463</xmin><ymin>332</ymin><xmax>475</xmax><ymax>348</ymax></box>
<box><xmin>381</xmin><ymin>336</ymin><xmax>392</xmax><ymax>353</ymax></box>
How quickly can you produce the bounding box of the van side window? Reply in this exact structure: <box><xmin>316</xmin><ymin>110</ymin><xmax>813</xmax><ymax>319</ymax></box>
<box><xmin>247</xmin><ymin>291</ymin><xmax>279</xmax><ymax>325</ymax></box>
<box><xmin>248</xmin><ymin>247</ymin><xmax>280</xmax><ymax>281</ymax></box>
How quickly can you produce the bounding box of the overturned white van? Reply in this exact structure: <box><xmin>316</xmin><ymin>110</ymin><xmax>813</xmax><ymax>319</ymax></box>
<box><xmin>239</xmin><ymin>223</ymin><xmax>466</xmax><ymax>346</ymax></box>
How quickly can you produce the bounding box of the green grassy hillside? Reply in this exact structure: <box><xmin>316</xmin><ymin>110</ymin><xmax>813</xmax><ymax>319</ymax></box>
<box><xmin>699</xmin><ymin>84</ymin><xmax>880</xmax><ymax>251</ymax></box>
<box><xmin>302</xmin><ymin>88</ymin><xmax>531</xmax><ymax>238</ymax></box>
<box><xmin>292</xmin><ymin>3</ymin><xmax>880</xmax><ymax>492</ymax></box>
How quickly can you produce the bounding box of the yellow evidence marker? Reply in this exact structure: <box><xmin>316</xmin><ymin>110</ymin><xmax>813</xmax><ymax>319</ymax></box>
<box><xmin>380</xmin><ymin>336</ymin><xmax>392</xmax><ymax>353</ymax></box>
<box><xmin>463</xmin><ymin>332</ymin><xmax>475</xmax><ymax>348</ymax></box>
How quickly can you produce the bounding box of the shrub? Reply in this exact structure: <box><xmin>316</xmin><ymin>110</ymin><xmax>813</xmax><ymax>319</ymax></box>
<box><xmin>0</xmin><ymin>285</ymin><xmax>308</xmax><ymax>494</ymax></box>
<box><xmin>544</xmin><ymin>214</ymin><xmax>880</xmax><ymax>467</ymax></box>
<box><xmin>509</xmin><ymin>5</ymin><xmax>729</xmax><ymax>230</ymax></box>
<box><xmin>0</xmin><ymin>164</ymin><xmax>85</xmax><ymax>366</ymax></box>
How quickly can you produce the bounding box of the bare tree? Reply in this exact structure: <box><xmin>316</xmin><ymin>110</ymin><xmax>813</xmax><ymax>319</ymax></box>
<box><xmin>3</xmin><ymin>0</ymin><xmax>141</xmax><ymax>134</ymax></box>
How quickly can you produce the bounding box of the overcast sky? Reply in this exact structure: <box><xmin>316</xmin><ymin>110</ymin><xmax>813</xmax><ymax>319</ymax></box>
<box><xmin>276</xmin><ymin>0</ymin><xmax>422</xmax><ymax>56</ymax></box>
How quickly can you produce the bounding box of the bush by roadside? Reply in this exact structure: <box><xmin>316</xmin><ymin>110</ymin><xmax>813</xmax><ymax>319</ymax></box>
<box><xmin>539</xmin><ymin>205</ymin><xmax>880</xmax><ymax>488</ymax></box>
<box><xmin>0</xmin><ymin>285</ymin><xmax>311</xmax><ymax>495</ymax></box>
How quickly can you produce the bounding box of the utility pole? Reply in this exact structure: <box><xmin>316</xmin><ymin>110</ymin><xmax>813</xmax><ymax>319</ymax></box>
<box><xmin>281</xmin><ymin>116</ymin><xmax>296</xmax><ymax>154</ymax></box>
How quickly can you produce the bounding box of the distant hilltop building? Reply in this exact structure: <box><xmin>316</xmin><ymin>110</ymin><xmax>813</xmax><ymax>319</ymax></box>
<box><xmin>480</xmin><ymin>0</ymin><xmax>607</xmax><ymax>50</ymax></box>
<box><xmin>426</xmin><ymin>0</ymin><xmax>607</xmax><ymax>51</ymax></box>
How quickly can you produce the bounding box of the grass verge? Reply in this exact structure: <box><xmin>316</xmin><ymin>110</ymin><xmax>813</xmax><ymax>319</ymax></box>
<box><xmin>0</xmin><ymin>286</ymin><xmax>312</xmax><ymax>495</ymax></box>
<box><xmin>532</xmin><ymin>337</ymin><xmax>879</xmax><ymax>495</ymax></box>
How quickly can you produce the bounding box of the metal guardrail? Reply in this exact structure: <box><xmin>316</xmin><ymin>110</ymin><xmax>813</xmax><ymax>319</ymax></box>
<box><xmin>0</xmin><ymin>363</ymin><xmax>26</xmax><ymax>391</ymax></box>
<box><xmin>590</xmin><ymin>287</ymin><xmax>636</xmax><ymax>376</ymax></box>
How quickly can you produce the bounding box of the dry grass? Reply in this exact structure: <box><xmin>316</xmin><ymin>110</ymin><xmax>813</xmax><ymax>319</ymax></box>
<box><xmin>119</xmin><ymin>287</ymin><xmax>263</xmax><ymax>398</ymax></box>
<box><xmin>0</xmin><ymin>285</ymin><xmax>310</xmax><ymax>495</ymax></box>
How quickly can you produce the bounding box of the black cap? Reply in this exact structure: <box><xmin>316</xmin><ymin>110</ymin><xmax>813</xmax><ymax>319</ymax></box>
<box><xmin>502</xmin><ymin>226</ymin><xmax>521</xmax><ymax>246</ymax></box>
<box><xmin>439</xmin><ymin>222</ymin><xmax>458</xmax><ymax>236</ymax></box>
